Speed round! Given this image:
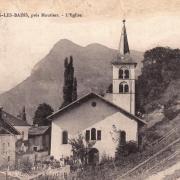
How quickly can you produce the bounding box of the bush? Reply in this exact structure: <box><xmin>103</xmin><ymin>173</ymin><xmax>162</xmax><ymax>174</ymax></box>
<box><xmin>20</xmin><ymin>160</ymin><xmax>33</xmax><ymax>173</ymax></box>
<box><xmin>144</xmin><ymin>130</ymin><xmax>161</xmax><ymax>144</ymax></box>
<box><xmin>50</xmin><ymin>156</ymin><xmax>54</xmax><ymax>161</ymax></box>
<box><xmin>164</xmin><ymin>108</ymin><xmax>178</xmax><ymax>120</ymax></box>
<box><xmin>116</xmin><ymin>141</ymin><xmax>138</xmax><ymax>160</ymax></box>
<box><xmin>125</xmin><ymin>141</ymin><xmax>138</xmax><ymax>154</ymax></box>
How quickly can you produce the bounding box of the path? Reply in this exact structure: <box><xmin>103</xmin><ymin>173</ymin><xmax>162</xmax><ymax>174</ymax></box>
<box><xmin>146</xmin><ymin>161</ymin><xmax>180</xmax><ymax>180</ymax></box>
<box><xmin>0</xmin><ymin>172</ymin><xmax>7</xmax><ymax>180</ymax></box>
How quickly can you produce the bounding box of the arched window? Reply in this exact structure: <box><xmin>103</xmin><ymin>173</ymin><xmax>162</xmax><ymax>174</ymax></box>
<box><xmin>119</xmin><ymin>82</ymin><xmax>129</xmax><ymax>93</ymax></box>
<box><xmin>119</xmin><ymin>67</ymin><xmax>129</xmax><ymax>79</ymax></box>
<box><xmin>62</xmin><ymin>131</ymin><xmax>68</xmax><ymax>144</ymax></box>
<box><xmin>124</xmin><ymin>84</ymin><xmax>129</xmax><ymax>93</ymax></box>
<box><xmin>91</xmin><ymin>128</ymin><xmax>96</xmax><ymax>140</ymax></box>
<box><xmin>120</xmin><ymin>131</ymin><xmax>126</xmax><ymax>145</ymax></box>
<box><xmin>119</xmin><ymin>69</ymin><xmax>123</xmax><ymax>79</ymax></box>
<box><xmin>124</xmin><ymin>70</ymin><xmax>129</xmax><ymax>79</ymax></box>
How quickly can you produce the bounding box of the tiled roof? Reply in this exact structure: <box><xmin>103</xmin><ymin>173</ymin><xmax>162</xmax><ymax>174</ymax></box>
<box><xmin>0</xmin><ymin>119</ymin><xmax>20</xmax><ymax>135</ymax></box>
<box><xmin>112</xmin><ymin>54</ymin><xmax>137</xmax><ymax>66</ymax></box>
<box><xmin>0</xmin><ymin>127</ymin><xmax>11</xmax><ymax>134</ymax></box>
<box><xmin>28</xmin><ymin>126</ymin><xmax>50</xmax><ymax>136</ymax></box>
<box><xmin>48</xmin><ymin>92</ymin><xmax>147</xmax><ymax>125</ymax></box>
<box><xmin>2</xmin><ymin>110</ymin><xmax>30</xmax><ymax>126</ymax></box>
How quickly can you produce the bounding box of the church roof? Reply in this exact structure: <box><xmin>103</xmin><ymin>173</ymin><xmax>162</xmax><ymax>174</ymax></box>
<box><xmin>48</xmin><ymin>92</ymin><xmax>146</xmax><ymax>125</ymax></box>
<box><xmin>112</xmin><ymin>20</ymin><xmax>137</xmax><ymax>66</ymax></box>
<box><xmin>119</xmin><ymin>19</ymin><xmax>130</xmax><ymax>55</ymax></box>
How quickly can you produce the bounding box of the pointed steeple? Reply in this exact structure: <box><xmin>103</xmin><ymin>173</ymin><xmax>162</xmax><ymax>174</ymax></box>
<box><xmin>119</xmin><ymin>19</ymin><xmax>130</xmax><ymax>56</ymax></box>
<box><xmin>112</xmin><ymin>20</ymin><xmax>136</xmax><ymax>65</ymax></box>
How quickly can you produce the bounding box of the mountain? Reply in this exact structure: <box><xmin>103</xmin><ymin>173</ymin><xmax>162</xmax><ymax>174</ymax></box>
<box><xmin>0</xmin><ymin>39</ymin><xmax>143</xmax><ymax>124</ymax></box>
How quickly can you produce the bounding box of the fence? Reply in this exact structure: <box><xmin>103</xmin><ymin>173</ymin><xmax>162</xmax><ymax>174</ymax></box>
<box><xmin>30</xmin><ymin>165</ymin><xmax>70</xmax><ymax>180</ymax></box>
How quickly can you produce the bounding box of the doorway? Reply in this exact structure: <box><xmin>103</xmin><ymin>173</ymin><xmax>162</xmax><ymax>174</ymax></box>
<box><xmin>88</xmin><ymin>148</ymin><xmax>99</xmax><ymax>165</ymax></box>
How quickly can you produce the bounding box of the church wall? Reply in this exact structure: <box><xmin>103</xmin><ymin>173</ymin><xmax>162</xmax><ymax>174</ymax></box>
<box><xmin>82</xmin><ymin>112</ymin><xmax>138</xmax><ymax>159</ymax></box>
<box><xmin>112</xmin><ymin>64</ymin><xmax>136</xmax><ymax>114</ymax></box>
<box><xmin>51</xmin><ymin>111</ymin><xmax>138</xmax><ymax>161</ymax></box>
<box><xmin>113</xmin><ymin>79</ymin><xmax>135</xmax><ymax>93</ymax></box>
<box><xmin>51</xmin><ymin>122</ymin><xmax>72</xmax><ymax>160</ymax></box>
<box><xmin>50</xmin><ymin>97</ymin><xmax>118</xmax><ymax>135</ymax></box>
<box><xmin>112</xmin><ymin>93</ymin><xmax>135</xmax><ymax>114</ymax></box>
<box><xmin>112</xmin><ymin>64</ymin><xmax>135</xmax><ymax>80</ymax></box>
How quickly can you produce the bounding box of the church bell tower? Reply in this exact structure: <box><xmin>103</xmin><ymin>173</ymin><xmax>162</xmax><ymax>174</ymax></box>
<box><xmin>112</xmin><ymin>20</ymin><xmax>137</xmax><ymax>115</ymax></box>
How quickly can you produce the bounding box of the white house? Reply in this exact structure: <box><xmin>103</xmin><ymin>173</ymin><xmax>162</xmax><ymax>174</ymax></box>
<box><xmin>0</xmin><ymin>108</ymin><xmax>20</xmax><ymax>168</ymax></box>
<box><xmin>48</xmin><ymin>20</ymin><xmax>147</xmax><ymax>163</ymax></box>
<box><xmin>1</xmin><ymin>110</ymin><xmax>30</xmax><ymax>141</ymax></box>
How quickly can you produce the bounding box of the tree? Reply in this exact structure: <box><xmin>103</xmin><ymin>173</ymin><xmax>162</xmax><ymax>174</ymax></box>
<box><xmin>136</xmin><ymin>47</ymin><xmax>180</xmax><ymax>113</ymax></box>
<box><xmin>72</xmin><ymin>77</ymin><xmax>77</xmax><ymax>101</ymax></box>
<box><xmin>69</xmin><ymin>134</ymin><xmax>96</xmax><ymax>165</ymax></box>
<box><xmin>33</xmin><ymin>103</ymin><xmax>54</xmax><ymax>126</ymax></box>
<box><xmin>61</xmin><ymin>56</ymin><xmax>78</xmax><ymax>108</ymax></box>
<box><xmin>106</xmin><ymin>83</ymin><xmax>113</xmax><ymax>93</ymax></box>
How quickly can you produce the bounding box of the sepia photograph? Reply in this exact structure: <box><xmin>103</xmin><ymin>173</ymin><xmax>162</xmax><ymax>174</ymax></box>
<box><xmin>0</xmin><ymin>0</ymin><xmax>180</xmax><ymax>179</ymax></box>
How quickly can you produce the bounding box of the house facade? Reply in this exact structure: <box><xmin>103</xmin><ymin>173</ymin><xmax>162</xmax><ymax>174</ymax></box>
<box><xmin>0</xmin><ymin>134</ymin><xmax>17</xmax><ymax>168</ymax></box>
<box><xmin>0</xmin><ymin>108</ymin><xmax>20</xmax><ymax>168</ymax></box>
<box><xmin>49</xmin><ymin>20</ymin><xmax>146</xmax><ymax>162</ymax></box>
<box><xmin>2</xmin><ymin>110</ymin><xmax>30</xmax><ymax>141</ymax></box>
<box><xmin>28</xmin><ymin>126</ymin><xmax>51</xmax><ymax>153</ymax></box>
<box><xmin>49</xmin><ymin>93</ymin><xmax>145</xmax><ymax>161</ymax></box>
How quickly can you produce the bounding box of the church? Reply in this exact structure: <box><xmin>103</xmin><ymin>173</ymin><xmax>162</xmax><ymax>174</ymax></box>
<box><xmin>48</xmin><ymin>20</ymin><xmax>146</xmax><ymax>162</ymax></box>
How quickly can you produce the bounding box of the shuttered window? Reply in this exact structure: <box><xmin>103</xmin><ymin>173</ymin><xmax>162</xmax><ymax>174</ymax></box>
<box><xmin>85</xmin><ymin>130</ymin><xmax>90</xmax><ymax>141</ymax></box>
<box><xmin>62</xmin><ymin>131</ymin><xmax>68</xmax><ymax>144</ymax></box>
<box><xmin>97</xmin><ymin>130</ymin><xmax>101</xmax><ymax>140</ymax></box>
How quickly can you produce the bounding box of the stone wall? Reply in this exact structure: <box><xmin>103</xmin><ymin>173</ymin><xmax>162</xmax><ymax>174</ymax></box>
<box><xmin>0</xmin><ymin>134</ymin><xmax>16</xmax><ymax>168</ymax></box>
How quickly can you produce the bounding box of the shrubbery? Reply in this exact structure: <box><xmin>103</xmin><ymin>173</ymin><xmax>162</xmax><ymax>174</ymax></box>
<box><xmin>136</xmin><ymin>47</ymin><xmax>180</xmax><ymax>113</ymax></box>
<box><xmin>115</xmin><ymin>141</ymin><xmax>138</xmax><ymax>160</ymax></box>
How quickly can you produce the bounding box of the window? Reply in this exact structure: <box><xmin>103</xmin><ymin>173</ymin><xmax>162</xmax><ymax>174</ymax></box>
<box><xmin>124</xmin><ymin>70</ymin><xmax>129</xmax><ymax>79</ymax></box>
<box><xmin>119</xmin><ymin>68</ymin><xmax>129</xmax><ymax>79</ymax></box>
<box><xmin>2</xmin><ymin>143</ymin><xmax>5</xmax><ymax>154</ymax></box>
<box><xmin>62</xmin><ymin>131</ymin><xmax>68</xmax><ymax>144</ymax></box>
<box><xmin>33</xmin><ymin>146</ymin><xmax>38</xmax><ymax>151</ymax></box>
<box><xmin>91</xmin><ymin>101</ymin><xmax>96</xmax><ymax>107</ymax></box>
<box><xmin>91</xmin><ymin>128</ymin><xmax>96</xmax><ymax>140</ymax></box>
<box><xmin>119</xmin><ymin>69</ymin><xmax>123</xmax><ymax>79</ymax></box>
<box><xmin>120</xmin><ymin>131</ymin><xmax>126</xmax><ymax>145</ymax></box>
<box><xmin>8</xmin><ymin>156</ymin><xmax>10</xmax><ymax>162</ymax></box>
<box><xmin>119</xmin><ymin>82</ymin><xmax>129</xmax><ymax>93</ymax></box>
<box><xmin>97</xmin><ymin>130</ymin><xmax>101</xmax><ymax>140</ymax></box>
<box><xmin>119</xmin><ymin>84</ymin><xmax>124</xmax><ymax>93</ymax></box>
<box><xmin>124</xmin><ymin>84</ymin><xmax>129</xmax><ymax>93</ymax></box>
<box><xmin>86</xmin><ymin>130</ymin><xmax>90</xmax><ymax>141</ymax></box>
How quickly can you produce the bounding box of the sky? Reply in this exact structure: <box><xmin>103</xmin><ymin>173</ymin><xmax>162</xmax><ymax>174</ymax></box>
<box><xmin>0</xmin><ymin>0</ymin><xmax>180</xmax><ymax>93</ymax></box>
